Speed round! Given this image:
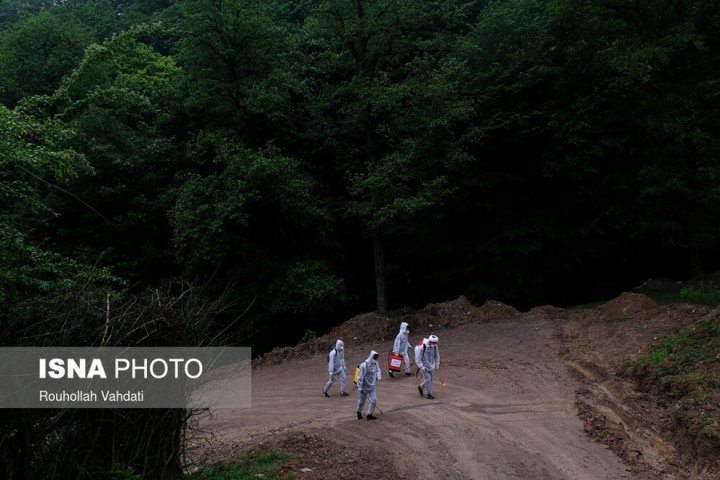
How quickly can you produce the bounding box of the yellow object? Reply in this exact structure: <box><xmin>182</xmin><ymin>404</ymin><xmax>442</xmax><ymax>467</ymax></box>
<box><xmin>353</xmin><ymin>366</ymin><xmax>360</xmax><ymax>385</ymax></box>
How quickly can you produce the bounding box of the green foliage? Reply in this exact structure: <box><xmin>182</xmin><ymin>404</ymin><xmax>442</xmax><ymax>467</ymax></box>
<box><xmin>268</xmin><ymin>259</ymin><xmax>351</xmax><ymax>315</ymax></box>
<box><xmin>680</xmin><ymin>287</ymin><xmax>720</xmax><ymax>306</ymax></box>
<box><xmin>346</xmin><ymin>150</ymin><xmax>452</xmax><ymax>237</ymax></box>
<box><xmin>44</xmin><ymin>24</ymin><xmax>184</xmax><ymax>281</ymax></box>
<box><xmin>53</xmin><ymin>0</ymin><xmax>127</xmax><ymax>41</ymax></box>
<box><xmin>175</xmin><ymin>0</ymin><xmax>296</xmax><ymax>139</ymax></box>
<box><xmin>588</xmin><ymin>0</ymin><xmax>720</xmax><ymax>258</ymax></box>
<box><xmin>0</xmin><ymin>11</ymin><xmax>95</xmax><ymax>106</ymax></box>
<box><xmin>58</xmin><ymin>25</ymin><xmax>182</xmax><ymax>105</ymax></box>
<box><xmin>0</xmin><ymin>103</ymin><xmax>89</xmax><ymax>217</ymax></box>
<box><xmin>170</xmin><ymin>141</ymin><xmax>324</xmax><ymax>267</ymax></box>
<box><xmin>170</xmin><ymin>137</ymin><xmax>346</xmax><ymax>317</ymax></box>
<box><xmin>192</xmin><ymin>452</ymin><xmax>289</xmax><ymax>480</ymax></box>
<box><xmin>634</xmin><ymin>332</ymin><xmax>698</xmax><ymax>374</ymax></box>
<box><xmin>0</xmin><ymin>104</ymin><xmax>119</xmax><ymax>328</ymax></box>
<box><xmin>296</xmin><ymin>0</ymin><xmax>476</xmax><ymax>309</ymax></box>
<box><xmin>298</xmin><ymin>328</ymin><xmax>317</xmax><ymax>345</ymax></box>
<box><xmin>627</xmin><ymin>313</ymin><xmax>720</xmax><ymax>443</ymax></box>
<box><xmin>0</xmin><ymin>224</ymin><xmax>118</xmax><ymax>325</ymax></box>
<box><xmin>3</xmin><ymin>0</ymin><xmax>720</xmax><ymax>332</ymax></box>
<box><xmin>113</xmin><ymin>465</ymin><xmax>143</xmax><ymax>480</ymax></box>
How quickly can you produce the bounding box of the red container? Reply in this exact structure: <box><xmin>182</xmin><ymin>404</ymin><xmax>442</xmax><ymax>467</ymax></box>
<box><xmin>388</xmin><ymin>354</ymin><xmax>403</xmax><ymax>372</ymax></box>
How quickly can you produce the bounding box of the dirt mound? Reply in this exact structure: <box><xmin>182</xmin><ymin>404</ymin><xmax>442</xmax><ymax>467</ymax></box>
<box><xmin>561</xmin><ymin>293</ymin><xmax>716</xmax><ymax>479</ymax></box>
<box><xmin>256</xmin><ymin>296</ymin><xmax>520</xmax><ymax>367</ymax></box>
<box><xmin>563</xmin><ymin>295</ymin><xmax>703</xmax><ymax>373</ymax></box>
<box><xmin>599</xmin><ymin>292</ymin><xmax>658</xmax><ymax>322</ymax></box>
<box><xmin>528</xmin><ymin>304</ymin><xmax>568</xmax><ymax>319</ymax></box>
<box><xmin>475</xmin><ymin>299</ymin><xmax>522</xmax><ymax>322</ymax></box>
<box><xmin>253</xmin><ymin>311</ymin><xmax>394</xmax><ymax>367</ymax></box>
<box><xmin>192</xmin><ymin>429</ymin><xmax>395</xmax><ymax>479</ymax></box>
<box><xmin>258</xmin><ymin>432</ymin><xmax>394</xmax><ymax>480</ymax></box>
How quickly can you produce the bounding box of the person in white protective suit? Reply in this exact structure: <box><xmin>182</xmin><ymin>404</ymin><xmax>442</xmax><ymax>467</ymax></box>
<box><xmin>323</xmin><ymin>339</ymin><xmax>349</xmax><ymax>397</ymax></box>
<box><xmin>413</xmin><ymin>337</ymin><xmax>428</xmax><ymax>381</ymax></box>
<box><xmin>415</xmin><ymin>334</ymin><xmax>440</xmax><ymax>399</ymax></box>
<box><xmin>389</xmin><ymin>321</ymin><xmax>413</xmax><ymax>377</ymax></box>
<box><xmin>356</xmin><ymin>350</ymin><xmax>382</xmax><ymax>420</ymax></box>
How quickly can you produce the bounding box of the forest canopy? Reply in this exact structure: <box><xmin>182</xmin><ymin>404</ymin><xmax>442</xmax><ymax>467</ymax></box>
<box><xmin>2</xmin><ymin>0</ymin><xmax>719</xmax><ymax>347</ymax></box>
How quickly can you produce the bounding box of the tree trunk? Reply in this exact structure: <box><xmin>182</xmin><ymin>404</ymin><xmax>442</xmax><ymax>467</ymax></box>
<box><xmin>373</xmin><ymin>237</ymin><xmax>387</xmax><ymax>313</ymax></box>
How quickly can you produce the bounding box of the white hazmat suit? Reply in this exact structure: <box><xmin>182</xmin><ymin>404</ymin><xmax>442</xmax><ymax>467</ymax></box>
<box><xmin>356</xmin><ymin>350</ymin><xmax>381</xmax><ymax>419</ymax></box>
<box><xmin>391</xmin><ymin>322</ymin><xmax>411</xmax><ymax>375</ymax></box>
<box><xmin>415</xmin><ymin>335</ymin><xmax>440</xmax><ymax>398</ymax></box>
<box><xmin>323</xmin><ymin>339</ymin><xmax>347</xmax><ymax>397</ymax></box>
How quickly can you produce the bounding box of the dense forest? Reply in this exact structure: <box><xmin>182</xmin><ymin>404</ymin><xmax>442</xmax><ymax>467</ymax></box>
<box><xmin>3</xmin><ymin>0</ymin><xmax>720</xmax><ymax>345</ymax></box>
<box><xmin>1</xmin><ymin>0</ymin><xmax>719</xmax><ymax>476</ymax></box>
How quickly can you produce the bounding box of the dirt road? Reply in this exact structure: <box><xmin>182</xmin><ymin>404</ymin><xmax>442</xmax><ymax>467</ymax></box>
<box><xmin>200</xmin><ymin>317</ymin><xmax>642</xmax><ymax>479</ymax></box>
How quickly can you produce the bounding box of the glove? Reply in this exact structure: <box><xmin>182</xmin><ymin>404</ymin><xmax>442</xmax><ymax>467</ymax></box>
<box><xmin>328</xmin><ymin>372</ymin><xmax>333</xmax><ymax>378</ymax></box>
<box><xmin>359</xmin><ymin>389</ymin><xmax>365</xmax><ymax>395</ymax></box>
<box><xmin>421</xmin><ymin>366</ymin><xmax>427</xmax><ymax>373</ymax></box>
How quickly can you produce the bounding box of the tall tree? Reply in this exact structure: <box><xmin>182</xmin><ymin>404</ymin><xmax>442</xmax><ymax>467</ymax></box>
<box><xmin>0</xmin><ymin>0</ymin><xmax>56</xmax><ymax>29</ymax></box>
<box><xmin>175</xmin><ymin>0</ymin><xmax>300</xmax><ymax>144</ymax></box>
<box><xmin>300</xmin><ymin>0</ymin><xmax>474</xmax><ymax>311</ymax></box>
<box><xmin>596</xmin><ymin>0</ymin><xmax>720</xmax><ymax>277</ymax></box>
<box><xmin>42</xmin><ymin>25</ymin><xmax>185</xmax><ymax>283</ymax></box>
<box><xmin>171</xmin><ymin>0</ymin><xmax>351</xmax><ymax>331</ymax></box>
<box><xmin>0</xmin><ymin>10</ymin><xmax>94</xmax><ymax>106</ymax></box>
<box><xmin>0</xmin><ymin>101</ymin><xmax>116</xmax><ymax>334</ymax></box>
<box><xmin>170</xmin><ymin>136</ymin><xmax>349</xmax><ymax>319</ymax></box>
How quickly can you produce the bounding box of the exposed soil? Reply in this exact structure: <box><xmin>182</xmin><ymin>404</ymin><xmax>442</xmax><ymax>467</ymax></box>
<box><xmin>188</xmin><ymin>293</ymin><xmax>719</xmax><ymax>479</ymax></box>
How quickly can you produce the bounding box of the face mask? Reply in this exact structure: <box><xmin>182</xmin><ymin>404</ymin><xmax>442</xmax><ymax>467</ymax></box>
<box><xmin>372</xmin><ymin>353</ymin><xmax>379</xmax><ymax>360</ymax></box>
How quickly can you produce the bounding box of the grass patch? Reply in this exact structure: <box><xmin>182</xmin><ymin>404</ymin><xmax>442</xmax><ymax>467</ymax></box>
<box><xmin>190</xmin><ymin>452</ymin><xmax>291</xmax><ymax>480</ymax></box>
<box><xmin>625</xmin><ymin>313</ymin><xmax>720</xmax><ymax>443</ymax></box>
<box><xmin>679</xmin><ymin>286</ymin><xmax>720</xmax><ymax>306</ymax></box>
<box><xmin>632</xmin><ymin>276</ymin><xmax>720</xmax><ymax>305</ymax></box>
